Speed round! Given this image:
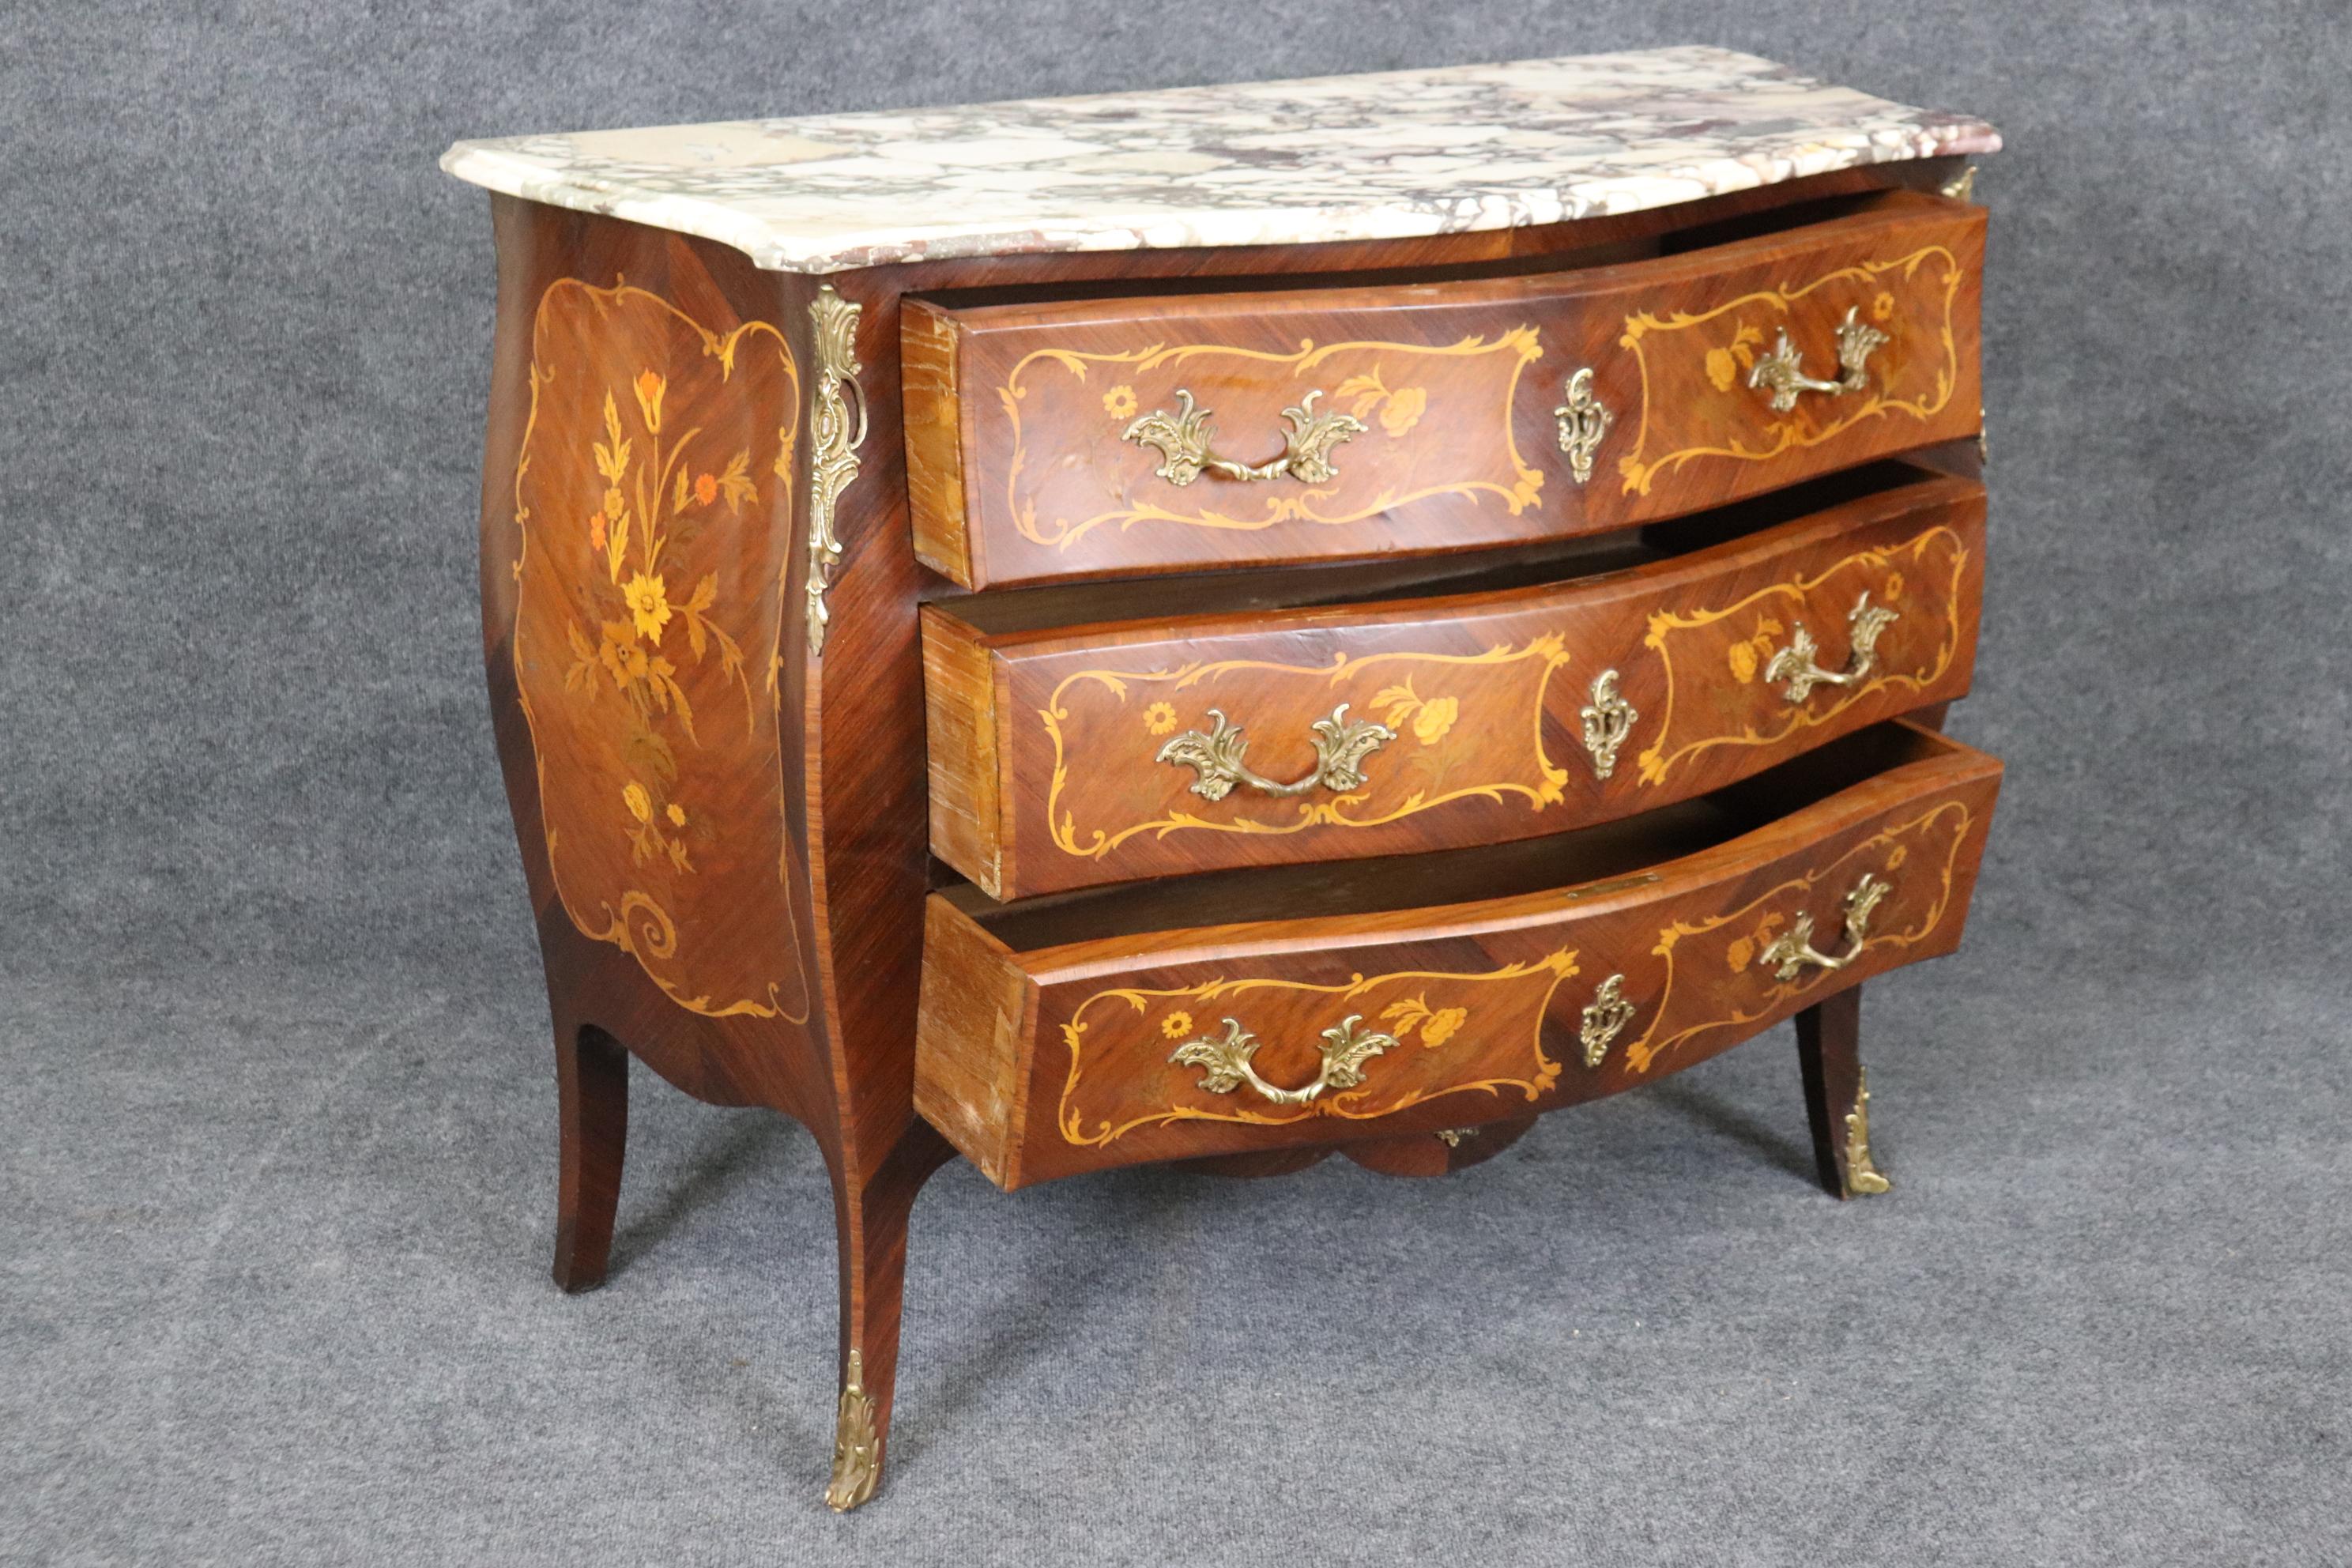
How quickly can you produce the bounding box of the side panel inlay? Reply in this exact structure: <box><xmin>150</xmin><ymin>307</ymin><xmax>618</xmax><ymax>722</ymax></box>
<box><xmin>511</xmin><ymin>281</ymin><xmax>809</xmax><ymax>1020</ymax></box>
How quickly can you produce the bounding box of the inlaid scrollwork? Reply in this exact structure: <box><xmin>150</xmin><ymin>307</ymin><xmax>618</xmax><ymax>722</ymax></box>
<box><xmin>507</xmin><ymin>280</ymin><xmax>811</xmax><ymax>1025</ymax></box>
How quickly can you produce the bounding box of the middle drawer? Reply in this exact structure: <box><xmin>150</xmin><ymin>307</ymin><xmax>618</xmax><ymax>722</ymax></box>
<box><xmin>925</xmin><ymin>466</ymin><xmax>1982</xmax><ymax>899</ymax></box>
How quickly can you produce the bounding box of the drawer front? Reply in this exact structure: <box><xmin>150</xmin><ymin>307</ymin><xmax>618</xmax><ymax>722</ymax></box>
<box><xmin>906</xmin><ymin>192</ymin><xmax>1983</xmax><ymax>587</ymax></box>
<box><xmin>915</xmin><ymin>726</ymin><xmax>2002</xmax><ymax>1189</ymax></box>
<box><xmin>926</xmin><ymin>473</ymin><xmax>1983</xmax><ymax>899</ymax></box>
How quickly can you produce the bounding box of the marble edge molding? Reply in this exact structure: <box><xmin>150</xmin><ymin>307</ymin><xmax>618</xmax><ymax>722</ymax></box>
<box><xmin>439</xmin><ymin>47</ymin><xmax>2000</xmax><ymax>277</ymax></box>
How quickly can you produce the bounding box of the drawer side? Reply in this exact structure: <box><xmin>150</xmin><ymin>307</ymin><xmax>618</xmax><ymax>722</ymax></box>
<box><xmin>914</xmin><ymin>897</ymin><xmax>1035</xmax><ymax>1188</ymax></box>
<box><xmin>921</xmin><ymin>605</ymin><xmax>1009</xmax><ymax>899</ymax></box>
<box><xmin>903</xmin><ymin>300</ymin><xmax>976</xmax><ymax>585</ymax></box>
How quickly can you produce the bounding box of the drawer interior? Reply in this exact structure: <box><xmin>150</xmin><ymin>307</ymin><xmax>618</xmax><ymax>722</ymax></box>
<box><xmin>940</xmin><ymin>720</ymin><xmax>1969</xmax><ymax>952</ymax></box>
<box><xmin>909</xmin><ymin>186</ymin><xmax>1956</xmax><ymax>311</ymax></box>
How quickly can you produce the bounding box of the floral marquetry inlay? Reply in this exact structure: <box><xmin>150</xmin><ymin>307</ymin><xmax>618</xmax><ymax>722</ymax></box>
<box><xmin>511</xmin><ymin>281</ymin><xmax>809</xmax><ymax>1021</ymax></box>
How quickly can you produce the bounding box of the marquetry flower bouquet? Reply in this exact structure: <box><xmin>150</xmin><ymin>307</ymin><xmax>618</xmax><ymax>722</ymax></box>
<box><xmin>559</xmin><ymin>369</ymin><xmax>760</xmax><ymax>872</ymax></box>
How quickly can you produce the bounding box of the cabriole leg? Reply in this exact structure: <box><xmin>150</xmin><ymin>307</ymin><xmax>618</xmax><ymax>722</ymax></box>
<box><xmin>1795</xmin><ymin>985</ymin><xmax>1891</xmax><ymax>1200</ymax></box>
<box><xmin>825</xmin><ymin>1121</ymin><xmax>955</xmax><ymax>1511</ymax></box>
<box><xmin>552</xmin><ymin>1021</ymin><xmax>629</xmax><ymax>1292</ymax></box>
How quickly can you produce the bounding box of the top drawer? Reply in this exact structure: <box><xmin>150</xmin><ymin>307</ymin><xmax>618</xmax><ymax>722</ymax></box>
<box><xmin>905</xmin><ymin>191</ymin><xmax>1984</xmax><ymax>588</ymax></box>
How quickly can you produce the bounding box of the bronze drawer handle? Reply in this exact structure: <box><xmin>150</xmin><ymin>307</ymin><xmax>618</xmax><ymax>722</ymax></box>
<box><xmin>1121</xmin><ymin>388</ymin><xmax>1366</xmax><ymax>487</ymax></box>
<box><xmin>1756</xmin><ymin>873</ymin><xmax>1891</xmax><ymax>981</ymax></box>
<box><xmin>1762</xmin><ymin>593</ymin><xmax>1898</xmax><ymax>703</ymax></box>
<box><xmin>1747</xmin><ymin>306</ymin><xmax>1889</xmax><ymax>413</ymax></box>
<box><xmin>1170</xmin><ymin>1015</ymin><xmax>1398</xmax><ymax>1107</ymax></box>
<box><xmin>1155</xmin><ymin>704</ymin><xmax>1394</xmax><ymax>802</ymax></box>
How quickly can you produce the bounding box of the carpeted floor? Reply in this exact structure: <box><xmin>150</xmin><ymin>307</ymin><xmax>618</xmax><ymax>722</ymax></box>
<box><xmin>9</xmin><ymin>944</ymin><xmax>2349</xmax><ymax>1565</ymax></box>
<box><xmin>6</xmin><ymin>2</ymin><xmax>2350</xmax><ymax>1563</ymax></box>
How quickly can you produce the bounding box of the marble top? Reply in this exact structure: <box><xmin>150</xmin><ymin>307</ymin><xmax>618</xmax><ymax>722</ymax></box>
<box><xmin>441</xmin><ymin>47</ymin><xmax>1997</xmax><ymax>275</ymax></box>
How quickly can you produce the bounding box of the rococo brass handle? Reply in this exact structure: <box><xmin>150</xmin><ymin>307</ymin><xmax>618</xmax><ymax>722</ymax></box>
<box><xmin>1762</xmin><ymin>593</ymin><xmax>1899</xmax><ymax>703</ymax></box>
<box><xmin>1121</xmin><ymin>388</ymin><xmax>1366</xmax><ymax>487</ymax></box>
<box><xmin>1155</xmin><ymin>704</ymin><xmax>1395</xmax><ymax>802</ymax></box>
<box><xmin>1756</xmin><ymin>873</ymin><xmax>1891</xmax><ymax>982</ymax></box>
<box><xmin>1747</xmin><ymin>306</ymin><xmax>1889</xmax><ymax>413</ymax></box>
<box><xmin>1170</xmin><ymin>1015</ymin><xmax>1399</xmax><ymax>1107</ymax></box>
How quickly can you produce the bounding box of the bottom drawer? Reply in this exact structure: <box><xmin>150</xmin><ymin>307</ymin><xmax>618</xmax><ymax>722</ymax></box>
<box><xmin>916</xmin><ymin>722</ymin><xmax>2001</xmax><ymax>1189</ymax></box>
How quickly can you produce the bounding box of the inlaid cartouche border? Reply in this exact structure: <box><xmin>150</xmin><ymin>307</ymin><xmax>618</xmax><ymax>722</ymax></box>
<box><xmin>1039</xmin><ymin>635</ymin><xmax>1573</xmax><ymax>862</ymax></box>
<box><xmin>1000</xmin><ymin>330</ymin><xmax>1546</xmax><ymax>551</ymax></box>
<box><xmin>1615</xmin><ymin>245</ymin><xmax>1964</xmax><ymax>496</ymax></box>
<box><xmin>510</xmin><ymin>279</ymin><xmax>812</xmax><ymax>1023</ymax></box>
<box><xmin>1634</xmin><ymin>524</ymin><xmax>1971</xmax><ymax>787</ymax></box>
<box><xmin>1056</xmin><ymin>951</ymin><xmax>1582</xmax><ymax>1148</ymax></box>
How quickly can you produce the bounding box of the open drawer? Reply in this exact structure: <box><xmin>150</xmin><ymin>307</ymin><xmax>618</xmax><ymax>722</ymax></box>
<box><xmin>925</xmin><ymin>464</ymin><xmax>1982</xmax><ymax>899</ymax></box>
<box><xmin>906</xmin><ymin>190</ymin><xmax>1984</xmax><ymax>588</ymax></box>
<box><xmin>916</xmin><ymin>722</ymin><xmax>2000</xmax><ymax>1189</ymax></box>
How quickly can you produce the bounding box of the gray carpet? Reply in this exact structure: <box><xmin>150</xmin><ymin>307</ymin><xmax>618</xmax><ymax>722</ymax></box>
<box><xmin>5</xmin><ymin>2</ymin><xmax>2349</xmax><ymax>1564</ymax></box>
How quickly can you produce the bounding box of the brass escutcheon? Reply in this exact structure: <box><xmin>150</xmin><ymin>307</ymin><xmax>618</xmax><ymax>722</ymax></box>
<box><xmin>1578</xmin><ymin>974</ymin><xmax>1637</xmax><ymax>1068</ymax></box>
<box><xmin>1552</xmin><ymin>366</ymin><xmax>1613</xmax><ymax>484</ymax></box>
<box><xmin>1579</xmin><ymin>669</ymin><xmax>1638</xmax><ymax>782</ymax></box>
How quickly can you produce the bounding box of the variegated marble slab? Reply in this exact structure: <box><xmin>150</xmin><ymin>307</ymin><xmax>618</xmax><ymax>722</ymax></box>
<box><xmin>442</xmin><ymin>46</ymin><xmax>1997</xmax><ymax>274</ymax></box>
